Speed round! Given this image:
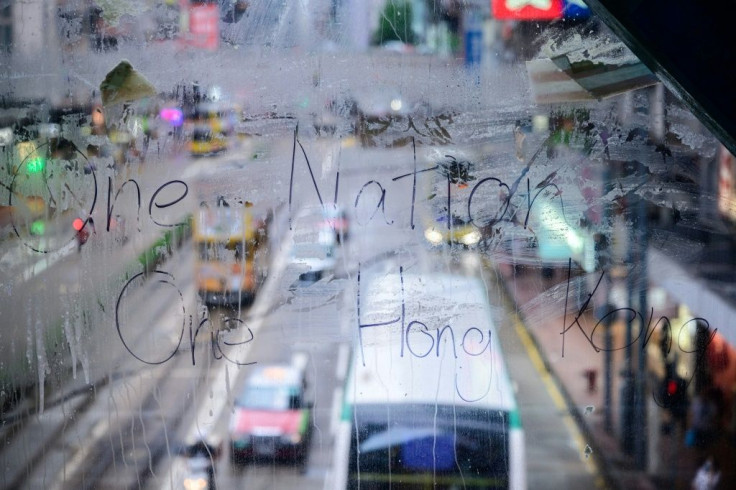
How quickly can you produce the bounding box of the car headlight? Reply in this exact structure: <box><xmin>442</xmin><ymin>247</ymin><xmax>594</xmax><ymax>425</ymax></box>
<box><xmin>460</xmin><ymin>229</ymin><xmax>482</xmax><ymax>246</ymax></box>
<box><xmin>183</xmin><ymin>477</ymin><xmax>208</xmax><ymax>490</ymax></box>
<box><xmin>424</xmin><ymin>227</ymin><xmax>444</xmax><ymax>245</ymax></box>
<box><xmin>282</xmin><ymin>433</ymin><xmax>302</xmax><ymax>445</ymax></box>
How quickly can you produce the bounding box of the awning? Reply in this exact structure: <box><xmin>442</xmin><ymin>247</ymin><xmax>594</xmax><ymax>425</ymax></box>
<box><xmin>648</xmin><ymin>248</ymin><xmax>736</xmax><ymax>346</ymax></box>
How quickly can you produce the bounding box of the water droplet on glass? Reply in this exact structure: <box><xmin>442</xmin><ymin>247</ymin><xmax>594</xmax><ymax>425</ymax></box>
<box><xmin>584</xmin><ymin>405</ymin><xmax>595</xmax><ymax>415</ymax></box>
<box><xmin>584</xmin><ymin>445</ymin><xmax>593</xmax><ymax>458</ymax></box>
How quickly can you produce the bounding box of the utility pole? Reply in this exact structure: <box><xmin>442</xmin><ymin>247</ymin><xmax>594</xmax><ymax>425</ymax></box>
<box><xmin>634</xmin><ymin>193</ymin><xmax>649</xmax><ymax>469</ymax></box>
<box><xmin>601</xmin><ymin>297</ymin><xmax>615</xmax><ymax>434</ymax></box>
<box><xmin>620</xmin><ymin>202</ymin><xmax>635</xmax><ymax>455</ymax></box>
<box><xmin>600</xmin><ymin>131</ymin><xmax>615</xmax><ymax>434</ymax></box>
<box><xmin>632</xmin><ymin>82</ymin><xmax>663</xmax><ymax>470</ymax></box>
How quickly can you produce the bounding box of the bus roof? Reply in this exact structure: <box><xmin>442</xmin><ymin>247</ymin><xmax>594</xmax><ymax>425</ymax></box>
<box><xmin>347</xmin><ymin>272</ymin><xmax>517</xmax><ymax>412</ymax></box>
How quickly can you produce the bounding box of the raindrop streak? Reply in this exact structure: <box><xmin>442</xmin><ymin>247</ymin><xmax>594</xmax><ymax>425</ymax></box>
<box><xmin>584</xmin><ymin>405</ymin><xmax>595</xmax><ymax>415</ymax></box>
<box><xmin>584</xmin><ymin>445</ymin><xmax>593</xmax><ymax>459</ymax></box>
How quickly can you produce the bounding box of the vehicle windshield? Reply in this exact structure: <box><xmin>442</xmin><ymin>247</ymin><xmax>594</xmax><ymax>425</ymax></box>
<box><xmin>192</xmin><ymin>128</ymin><xmax>213</xmax><ymax>141</ymax></box>
<box><xmin>351</xmin><ymin>405</ymin><xmax>509</xmax><ymax>482</ymax></box>
<box><xmin>236</xmin><ymin>386</ymin><xmax>298</xmax><ymax>411</ymax></box>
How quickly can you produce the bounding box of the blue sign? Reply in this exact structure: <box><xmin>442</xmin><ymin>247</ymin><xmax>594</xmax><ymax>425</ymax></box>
<box><xmin>465</xmin><ymin>28</ymin><xmax>482</xmax><ymax>67</ymax></box>
<box><xmin>563</xmin><ymin>0</ymin><xmax>590</xmax><ymax>19</ymax></box>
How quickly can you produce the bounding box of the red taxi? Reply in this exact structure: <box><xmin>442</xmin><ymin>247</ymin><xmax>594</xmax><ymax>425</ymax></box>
<box><xmin>229</xmin><ymin>364</ymin><xmax>311</xmax><ymax>466</ymax></box>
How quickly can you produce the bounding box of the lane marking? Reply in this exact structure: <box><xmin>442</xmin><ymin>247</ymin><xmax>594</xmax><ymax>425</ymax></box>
<box><xmin>511</xmin><ymin>311</ymin><xmax>606</xmax><ymax>488</ymax></box>
<box><xmin>21</xmin><ymin>240</ymin><xmax>76</xmax><ymax>280</ymax></box>
<box><xmin>48</xmin><ymin>417</ymin><xmax>110</xmax><ymax>490</ymax></box>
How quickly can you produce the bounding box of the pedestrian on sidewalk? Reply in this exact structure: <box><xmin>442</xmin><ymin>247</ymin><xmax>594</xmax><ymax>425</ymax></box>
<box><xmin>728</xmin><ymin>385</ymin><xmax>736</xmax><ymax>447</ymax></box>
<box><xmin>687</xmin><ymin>386</ymin><xmax>721</xmax><ymax>449</ymax></box>
<box><xmin>691</xmin><ymin>457</ymin><xmax>720</xmax><ymax>490</ymax></box>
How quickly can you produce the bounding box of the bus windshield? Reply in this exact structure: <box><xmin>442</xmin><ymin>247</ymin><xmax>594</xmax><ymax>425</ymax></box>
<box><xmin>350</xmin><ymin>404</ymin><xmax>509</xmax><ymax>488</ymax></box>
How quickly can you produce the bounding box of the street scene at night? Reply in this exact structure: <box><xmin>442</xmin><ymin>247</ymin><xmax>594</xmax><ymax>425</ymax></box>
<box><xmin>1</xmin><ymin>1</ymin><xmax>735</xmax><ymax>489</ymax></box>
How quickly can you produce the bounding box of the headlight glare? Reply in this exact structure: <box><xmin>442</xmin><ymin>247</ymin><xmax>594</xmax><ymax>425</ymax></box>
<box><xmin>424</xmin><ymin>228</ymin><xmax>444</xmax><ymax>245</ymax></box>
<box><xmin>183</xmin><ymin>477</ymin><xmax>208</xmax><ymax>490</ymax></box>
<box><xmin>460</xmin><ymin>230</ymin><xmax>481</xmax><ymax>246</ymax></box>
<box><xmin>282</xmin><ymin>433</ymin><xmax>302</xmax><ymax>444</ymax></box>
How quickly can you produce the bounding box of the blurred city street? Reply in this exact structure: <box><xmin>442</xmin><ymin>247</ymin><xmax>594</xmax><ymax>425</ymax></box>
<box><xmin>2</xmin><ymin>1</ymin><xmax>736</xmax><ymax>490</ymax></box>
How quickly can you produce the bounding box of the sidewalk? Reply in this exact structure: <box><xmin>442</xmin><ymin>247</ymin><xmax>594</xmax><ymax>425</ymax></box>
<box><xmin>495</xmin><ymin>262</ymin><xmax>735</xmax><ymax>490</ymax></box>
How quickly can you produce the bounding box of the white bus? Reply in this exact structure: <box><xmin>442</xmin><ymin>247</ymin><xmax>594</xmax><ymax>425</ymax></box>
<box><xmin>333</xmin><ymin>270</ymin><xmax>526</xmax><ymax>489</ymax></box>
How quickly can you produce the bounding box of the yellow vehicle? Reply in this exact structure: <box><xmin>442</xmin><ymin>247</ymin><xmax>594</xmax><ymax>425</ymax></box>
<box><xmin>190</xmin><ymin>124</ymin><xmax>228</xmax><ymax>156</ymax></box>
<box><xmin>421</xmin><ymin>155</ymin><xmax>483</xmax><ymax>248</ymax></box>
<box><xmin>188</xmin><ymin>103</ymin><xmax>235</xmax><ymax>156</ymax></box>
<box><xmin>423</xmin><ymin>215</ymin><xmax>482</xmax><ymax>248</ymax></box>
<box><xmin>192</xmin><ymin>198</ymin><xmax>267</xmax><ymax>307</ymax></box>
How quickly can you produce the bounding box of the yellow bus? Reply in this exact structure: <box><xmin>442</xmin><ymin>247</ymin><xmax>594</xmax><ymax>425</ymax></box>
<box><xmin>192</xmin><ymin>198</ymin><xmax>267</xmax><ymax>307</ymax></box>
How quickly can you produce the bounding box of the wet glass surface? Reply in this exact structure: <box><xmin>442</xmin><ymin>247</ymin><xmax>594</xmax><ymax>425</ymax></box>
<box><xmin>1</xmin><ymin>2</ymin><xmax>735</xmax><ymax>489</ymax></box>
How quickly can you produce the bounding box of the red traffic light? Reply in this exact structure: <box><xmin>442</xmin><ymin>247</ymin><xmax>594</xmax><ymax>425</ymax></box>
<box><xmin>73</xmin><ymin>218</ymin><xmax>85</xmax><ymax>231</ymax></box>
<box><xmin>667</xmin><ymin>379</ymin><xmax>678</xmax><ymax>396</ymax></box>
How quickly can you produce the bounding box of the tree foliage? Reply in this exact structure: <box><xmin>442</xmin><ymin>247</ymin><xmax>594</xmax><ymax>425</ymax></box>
<box><xmin>373</xmin><ymin>1</ymin><xmax>415</xmax><ymax>45</ymax></box>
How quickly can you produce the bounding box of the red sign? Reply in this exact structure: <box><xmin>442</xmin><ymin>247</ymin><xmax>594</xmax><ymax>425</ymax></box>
<box><xmin>188</xmin><ymin>4</ymin><xmax>219</xmax><ymax>50</ymax></box>
<box><xmin>492</xmin><ymin>0</ymin><xmax>564</xmax><ymax>20</ymax></box>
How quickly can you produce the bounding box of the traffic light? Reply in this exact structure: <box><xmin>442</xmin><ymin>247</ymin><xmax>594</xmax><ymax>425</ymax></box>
<box><xmin>660</xmin><ymin>372</ymin><xmax>688</xmax><ymax>421</ymax></box>
<box><xmin>30</xmin><ymin>220</ymin><xmax>45</xmax><ymax>235</ymax></box>
<box><xmin>26</xmin><ymin>157</ymin><xmax>45</xmax><ymax>174</ymax></box>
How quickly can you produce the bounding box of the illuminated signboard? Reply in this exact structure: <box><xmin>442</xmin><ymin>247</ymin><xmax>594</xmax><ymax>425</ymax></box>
<box><xmin>492</xmin><ymin>0</ymin><xmax>564</xmax><ymax>20</ymax></box>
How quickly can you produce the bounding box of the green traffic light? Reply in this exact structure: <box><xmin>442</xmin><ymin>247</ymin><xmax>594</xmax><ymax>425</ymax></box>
<box><xmin>26</xmin><ymin>157</ymin><xmax>45</xmax><ymax>174</ymax></box>
<box><xmin>30</xmin><ymin>220</ymin><xmax>45</xmax><ymax>235</ymax></box>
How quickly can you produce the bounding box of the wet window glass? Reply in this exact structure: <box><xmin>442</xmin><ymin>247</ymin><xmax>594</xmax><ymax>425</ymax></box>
<box><xmin>1</xmin><ymin>1</ymin><xmax>735</xmax><ymax>489</ymax></box>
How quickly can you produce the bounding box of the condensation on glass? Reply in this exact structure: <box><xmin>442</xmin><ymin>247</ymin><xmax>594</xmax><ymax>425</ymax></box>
<box><xmin>0</xmin><ymin>1</ymin><xmax>734</xmax><ymax>490</ymax></box>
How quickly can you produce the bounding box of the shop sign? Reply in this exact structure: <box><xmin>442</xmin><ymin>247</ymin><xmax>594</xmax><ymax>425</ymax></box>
<box><xmin>563</xmin><ymin>0</ymin><xmax>591</xmax><ymax>20</ymax></box>
<box><xmin>492</xmin><ymin>0</ymin><xmax>564</xmax><ymax>20</ymax></box>
<box><xmin>188</xmin><ymin>3</ymin><xmax>219</xmax><ymax>50</ymax></box>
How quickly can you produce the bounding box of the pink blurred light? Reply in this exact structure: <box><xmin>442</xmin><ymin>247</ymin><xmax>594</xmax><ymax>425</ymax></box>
<box><xmin>160</xmin><ymin>108</ymin><xmax>184</xmax><ymax>127</ymax></box>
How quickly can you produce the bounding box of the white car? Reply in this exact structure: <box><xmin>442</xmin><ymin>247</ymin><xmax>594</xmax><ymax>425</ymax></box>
<box><xmin>289</xmin><ymin>205</ymin><xmax>340</xmax><ymax>277</ymax></box>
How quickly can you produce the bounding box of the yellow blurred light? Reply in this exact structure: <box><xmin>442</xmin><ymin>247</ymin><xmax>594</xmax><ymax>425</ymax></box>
<box><xmin>17</xmin><ymin>141</ymin><xmax>38</xmax><ymax>164</ymax></box>
<box><xmin>459</xmin><ymin>229</ymin><xmax>481</xmax><ymax>246</ymax></box>
<box><xmin>424</xmin><ymin>228</ymin><xmax>444</xmax><ymax>245</ymax></box>
<box><xmin>183</xmin><ymin>477</ymin><xmax>208</xmax><ymax>490</ymax></box>
<box><xmin>532</xmin><ymin>114</ymin><xmax>549</xmax><ymax>133</ymax></box>
<box><xmin>92</xmin><ymin>108</ymin><xmax>105</xmax><ymax>127</ymax></box>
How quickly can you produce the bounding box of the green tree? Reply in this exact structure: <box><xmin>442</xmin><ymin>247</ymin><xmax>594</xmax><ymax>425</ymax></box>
<box><xmin>373</xmin><ymin>0</ymin><xmax>415</xmax><ymax>45</ymax></box>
